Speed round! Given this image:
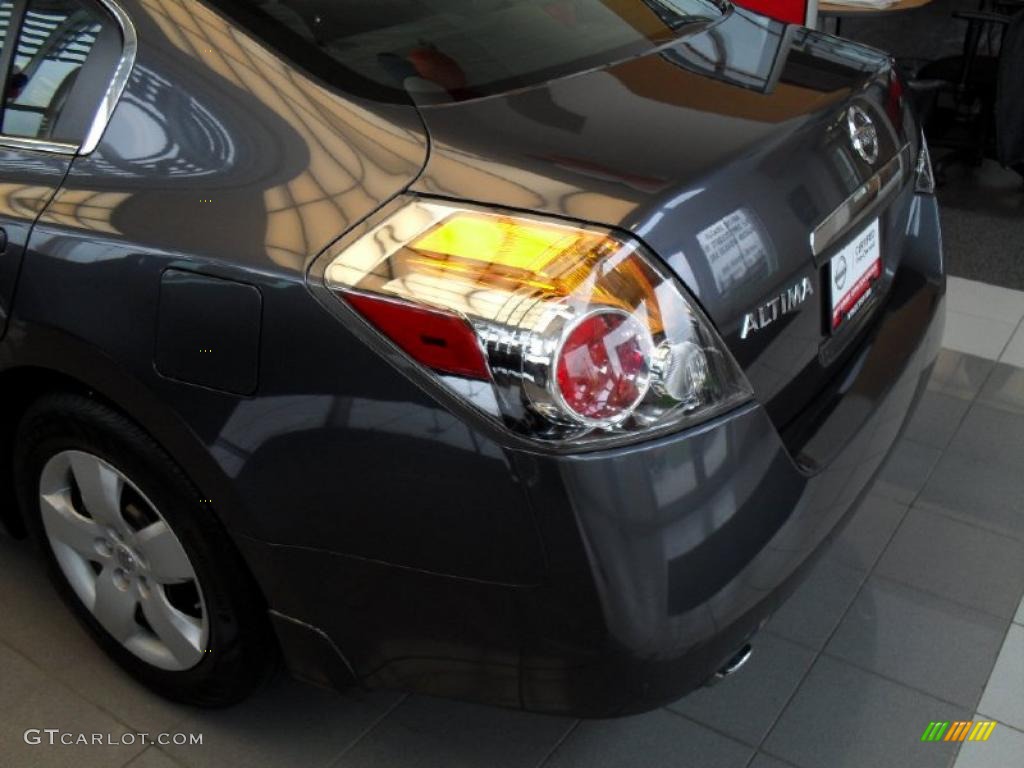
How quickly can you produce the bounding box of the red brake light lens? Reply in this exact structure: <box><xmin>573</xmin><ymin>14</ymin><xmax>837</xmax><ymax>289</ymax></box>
<box><xmin>555</xmin><ymin>311</ymin><xmax>651</xmax><ymax>423</ymax></box>
<box><xmin>344</xmin><ymin>293</ymin><xmax>489</xmax><ymax>380</ymax></box>
<box><xmin>886</xmin><ymin>69</ymin><xmax>905</xmax><ymax>133</ymax></box>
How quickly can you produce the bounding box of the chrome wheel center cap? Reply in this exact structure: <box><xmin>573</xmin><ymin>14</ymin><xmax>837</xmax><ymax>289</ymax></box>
<box><xmin>115</xmin><ymin>544</ymin><xmax>137</xmax><ymax>573</ymax></box>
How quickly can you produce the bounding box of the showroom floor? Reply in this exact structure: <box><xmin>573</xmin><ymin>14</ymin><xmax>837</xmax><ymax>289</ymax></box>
<box><xmin>1</xmin><ymin>275</ymin><xmax>1023</xmax><ymax>768</ymax></box>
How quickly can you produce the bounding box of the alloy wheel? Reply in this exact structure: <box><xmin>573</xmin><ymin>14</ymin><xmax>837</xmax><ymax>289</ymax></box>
<box><xmin>38</xmin><ymin>450</ymin><xmax>208</xmax><ymax>671</ymax></box>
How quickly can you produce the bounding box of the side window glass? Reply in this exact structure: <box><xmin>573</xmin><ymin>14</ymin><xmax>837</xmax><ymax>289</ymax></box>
<box><xmin>2</xmin><ymin>0</ymin><xmax>111</xmax><ymax>142</ymax></box>
<box><xmin>0</xmin><ymin>2</ymin><xmax>13</xmax><ymax>51</ymax></box>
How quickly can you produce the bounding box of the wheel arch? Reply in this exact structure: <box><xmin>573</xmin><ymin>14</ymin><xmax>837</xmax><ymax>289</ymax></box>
<box><xmin>0</xmin><ymin>366</ymin><xmax>93</xmax><ymax>537</ymax></box>
<box><xmin>0</xmin><ymin>330</ymin><xmax>252</xmax><ymax>553</ymax></box>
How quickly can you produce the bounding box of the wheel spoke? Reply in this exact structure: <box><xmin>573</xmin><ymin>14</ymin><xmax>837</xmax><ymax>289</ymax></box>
<box><xmin>92</xmin><ymin>566</ymin><xmax>138</xmax><ymax>643</ymax></box>
<box><xmin>69</xmin><ymin>453</ymin><xmax>124</xmax><ymax>529</ymax></box>
<box><xmin>140</xmin><ymin>586</ymin><xmax>204</xmax><ymax>668</ymax></box>
<box><xmin>40</xmin><ymin>492</ymin><xmax>106</xmax><ymax>559</ymax></box>
<box><xmin>135</xmin><ymin>521</ymin><xmax>193</xmax><ymax>584</ymax></box>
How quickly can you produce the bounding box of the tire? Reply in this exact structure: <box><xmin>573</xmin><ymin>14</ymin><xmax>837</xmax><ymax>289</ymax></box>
<box><xmin>14</xmin><ymin>393</ymin><xmax>277</xmax><ymax>706</ymax></box>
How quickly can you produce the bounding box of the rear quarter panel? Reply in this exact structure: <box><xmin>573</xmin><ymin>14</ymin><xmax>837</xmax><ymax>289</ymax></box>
<box><xmin>4</xmin><ymin>0</ymin><xmax>544</xmax><ymax>585</ymax></box>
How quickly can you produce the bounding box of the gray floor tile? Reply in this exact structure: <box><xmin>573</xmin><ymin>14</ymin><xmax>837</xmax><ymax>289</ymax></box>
<box><xmin>904</xmin><ymin>391</ymin><xmax>971</xmax><ymax>449</ymax></box>
<box><xmin>875</xmin><ymin>507</ymin><xmax>1024</xmax><ymax>619</ymax></box>
<box><xmin>763</xmin><ymin>656</ymin><xmax>962</xmax><ymax>768</ymax></box>
<box><xmin>1001</xmin><ymin>321</ymin><xmax>1024</xmax><ymax>368</ymax></box>
<box><xmin>976</xmin><ymin>363</ymin><xmax>1024</xmax><ymax>417</ymax></box>
<box><xmin>544</xmin><ymin>710</ymin><xmax>751</xmax><ymax>768</ymax></box>
<box><xmin>825</xmin><ymin>577</ymin><xmax>1006</xmax><ymax>708</ymax></box>
<box><xmin>946</xmin><ymin>277</ymin><xmax>1024</xmax><ymax>326</ymax></box>
<box><xmin>926</xmin><ymin>350</ymin><xmax>995</xmax><ymax>401</ymax></box>
<box><xmin>52</xmin><ymin>638</ymin><xmax>193</xmax><ymax>735</ymax></box>
<box><xmin>766</xmin><ymin>559</ymin><xmax>866</xmax><ymax>650</ymax></box>
<box><xmin>1016</xmin><ymin>597</ymin><xmax>1024</xmax><ymax>626</ymax></box>
<box><xmin>942</xmin><ymin>311</ymin><xmax>1017</xmax><ymax>361</ymax></box>
<box><xmin>0</xmin><ymin>638</ymin><xmax>53</xmax><ymax>699</ymax></box>
<box><xmin>826</xmin><ymin>493</ymin><xmax>908</xmax><ymax>572</ymax></box>
<box><xmin>0</xmin><ymin>537</ymin><xmax>191</xmax><ymax>735</ymax></box>
<box><xmin>0</xmin><ymin>642</ymin><xmax>146</xmax><ymax>768</ymax></box>
<box><xmin>0</xmin><ymin>537</ymin><xmax>102</xmax><ymax>670</ymax></box>
<box><xmin>916</xmin><ymin>450</ymin><xmax>1024</xmax><ymax>542</ymax></box>
<box><xmin>872</xmin><ymin>439</ymin><xmax>942</xmax><ymax>505</ymax></box>
<box><xmin>125</xmin><ymin>749</ymin><xmax>186</xmax><ymax>768</ymax></box>
<box><xmin>952</xmin><ymin>720</ymin><xmax>1024</xmax><ymax>768</ymax></box>
<box><xmin>946</xmin><ymin>404</ymin><xmax>1024</xmax><ymax>470</ymax></box>
<box><xmin>977</xmin><ymin>624</ymin><xmax>1024</xmax><ymax>731</ymax></box>
<box><xmin>667</xmin><ymin>633</ymin><xmax>815</xmax><ymax>746</ymax></box>
<box><xmin>338</xmin><ymin>694</ymin><xmax>572</xmax><ymax>768</ymax></box>
<box><xmin>164</xmin><ymin>676</ymin><xmax>401</xmax><ymax>768</ymax></box>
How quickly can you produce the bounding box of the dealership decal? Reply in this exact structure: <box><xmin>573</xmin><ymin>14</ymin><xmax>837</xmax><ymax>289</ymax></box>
<box><xmin>920</xmin><ymin>721</ymin><xmax>997</xmax><ymax>742</ymax></box>
<box><xmin>830</xmin><ymin>219</ymin><xmax>881</xmax><ymax>330</ymax></box>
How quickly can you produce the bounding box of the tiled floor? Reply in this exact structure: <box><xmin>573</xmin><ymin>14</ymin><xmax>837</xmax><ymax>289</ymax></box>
<box><xmin>943</xmin><ymin>277</ymin><xmax>1024</xmax><ymax>366</ymax></box>
<box><xmin>2</xmin><ymin>278</ymin><xmax>1023</xmax><ymax>768</ymax></box>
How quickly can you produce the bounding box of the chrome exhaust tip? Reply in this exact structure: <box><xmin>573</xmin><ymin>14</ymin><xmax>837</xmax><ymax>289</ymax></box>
<box><xmin>707</xmin><ymin>643</ymin><xmax>753</xmax><ymax>686</ymax></box>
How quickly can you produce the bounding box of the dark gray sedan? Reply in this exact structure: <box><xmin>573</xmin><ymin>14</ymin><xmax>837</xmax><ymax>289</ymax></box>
<box><xmin>0</xmin><ymin>0</ymin><xmax>943</xmax><ymax>715</ymax></box>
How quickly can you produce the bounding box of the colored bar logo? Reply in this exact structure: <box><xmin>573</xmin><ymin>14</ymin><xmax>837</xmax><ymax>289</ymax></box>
<box><xmin>921</xmin><ymin>721</ymin><xmax>997</xmax><ymax>742</ymax></box>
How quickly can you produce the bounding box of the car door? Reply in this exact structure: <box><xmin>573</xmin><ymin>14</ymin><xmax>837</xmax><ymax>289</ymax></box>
<box><xmin>0</xmin><ymin>0</ymin><xmax>126</xmax><ymax>337</ymax></box>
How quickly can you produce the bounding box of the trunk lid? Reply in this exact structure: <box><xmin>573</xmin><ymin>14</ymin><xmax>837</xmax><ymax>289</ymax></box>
<box><xmin>411</xmin><ymin>9</ymin><xmax>916</xmax><ymax>442</ymax></box>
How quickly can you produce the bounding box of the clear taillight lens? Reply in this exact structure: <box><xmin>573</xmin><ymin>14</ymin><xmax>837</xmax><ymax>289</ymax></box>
<box><xmin>915</xmin><ymin>131</ymin><xmax>936</xmax><ymax>195</ymax></box>
<box><xmin>323</xmin><ymin>198</ymin><xmax>752</xmax><ymax>445</ymax></box>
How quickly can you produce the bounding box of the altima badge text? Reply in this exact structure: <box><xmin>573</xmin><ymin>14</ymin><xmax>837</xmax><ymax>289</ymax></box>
<box><xmin>740</xmin><ymin>277</ymin><xmax>814</xmax><ymax>339</ymax></box>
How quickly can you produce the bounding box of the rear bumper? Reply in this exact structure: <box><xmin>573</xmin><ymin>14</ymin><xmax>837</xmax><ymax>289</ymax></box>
<box><xmin>244</xmin><ymin>195</ymin><xmax>945</xmax><ymax>716</ymax></box>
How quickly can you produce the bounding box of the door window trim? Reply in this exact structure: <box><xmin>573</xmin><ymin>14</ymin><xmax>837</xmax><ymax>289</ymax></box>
<box><xmin>0</xmin><ymin>0</ymin><xmax>136</xmax><ymax>156</ymax></box>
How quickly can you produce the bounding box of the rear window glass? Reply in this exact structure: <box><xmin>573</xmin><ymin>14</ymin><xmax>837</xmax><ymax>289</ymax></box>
<box><xmin>207</xmin><ymin>0</ymin><xmax>725</xmax><ymax>105</ymax></box>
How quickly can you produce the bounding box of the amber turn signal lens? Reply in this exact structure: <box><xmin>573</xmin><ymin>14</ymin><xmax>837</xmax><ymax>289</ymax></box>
<box><xmin>411</xmin><ymin>212</ymin><xmax>602</xmax><ymax>277</ymax></box>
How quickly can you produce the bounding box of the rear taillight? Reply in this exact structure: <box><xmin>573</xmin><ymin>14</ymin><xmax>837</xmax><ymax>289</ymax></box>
<box><xmin>322</xmin><ymin>198</ymin><xmax>752</xmax><ymax>446</ymax></box>
<box><xmin>886</xmin><ymin>67</ymin><xmax>906</xmax><ymax>135</ymax></box>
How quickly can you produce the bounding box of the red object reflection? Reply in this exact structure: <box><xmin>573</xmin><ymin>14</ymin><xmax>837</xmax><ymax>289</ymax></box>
<box><xmin>733</xmin><ymin>0</ymin><xmax>808</xmax><ymax>24</ymax></box>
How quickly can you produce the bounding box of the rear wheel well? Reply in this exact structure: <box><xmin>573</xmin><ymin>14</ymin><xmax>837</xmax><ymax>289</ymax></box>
<box><xmin>0</xmin><ymin>368</ymin><xmax>282</xmax><ymax>694</ymax></box>
<box><xmin>0</xmin><ymin>368</ymin><xmax>100</xmax><ymax>537</ymax></box>
<box><xmin>17</xmin><ymin>391</ymin><xmax>281</xmax><ymax>703</ymax></box>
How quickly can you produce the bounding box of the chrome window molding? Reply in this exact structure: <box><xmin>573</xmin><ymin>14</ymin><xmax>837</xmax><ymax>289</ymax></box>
<box><xmin>810</xmin><ymin>143</ymin><xmax>912</xmax><ymax>259</ymax></box>
<box><xmin>80</xmin><ymin>0</ymin><xmax>138</xmax><ymax>155</ymax></box>
<box><xmin>0</xmin><ymin>135</ymin><xmax>78</xmax><ymax>154</ymax></box>
<box><xmin>0</xmin><ymin>0</ymin><xmax>137</xmax><ymax>156</ymax></box>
